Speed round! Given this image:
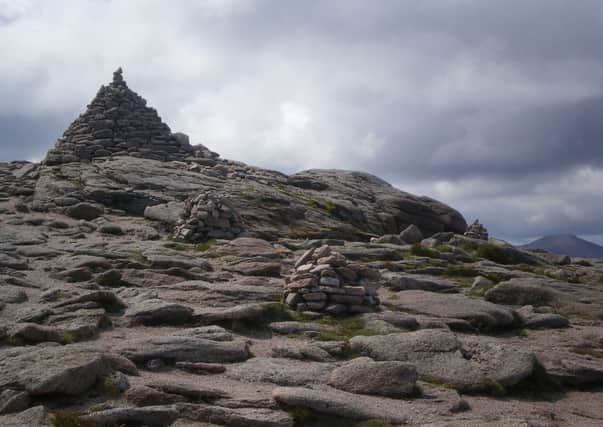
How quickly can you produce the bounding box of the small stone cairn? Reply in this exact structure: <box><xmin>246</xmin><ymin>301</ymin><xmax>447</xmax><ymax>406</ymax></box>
<box><xmin>284</xmin><ymin>245</ymin><xmax>380</xmax><ymax>315</ymax></box>
<box><xmin>44</xmin><ymin>67</ymin><xmax>213</xmax><ymax>165</ymax></box>
<box><xmin>173</xmin><ymin>191</ymin><xmax>242</xmax><ymax>242</ymax></box>
<box><xmin>464</xmin><ymin>219</ymin><xmax>489</xmax><ymax>240</ymax></box>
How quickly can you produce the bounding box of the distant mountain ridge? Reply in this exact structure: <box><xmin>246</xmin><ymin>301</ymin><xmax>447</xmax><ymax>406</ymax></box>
<box><xmin>520</xmin><ymin>234</ymin><xmax>603</xmax><ymax>258</ymax></box>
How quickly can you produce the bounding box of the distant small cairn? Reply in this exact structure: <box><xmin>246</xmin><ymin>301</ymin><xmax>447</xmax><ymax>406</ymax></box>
<box><xmin>464</xmin><ymin>219</ymin><xmax>489</xmax><ymax>240</ymax></box>
<box><xmin>284</xmin><ymin>245</ymin><xmax>380</xmax><ymax>314</ymax></box>
<box><xmin>173</xmin><ymin>191</ymin><xmax>242</xmax><ymax>242</ymax></box>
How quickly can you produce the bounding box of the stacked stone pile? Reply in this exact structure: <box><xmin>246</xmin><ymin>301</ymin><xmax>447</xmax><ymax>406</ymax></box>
<box><xmin>284</xmin><ymin>245</ymin><xmax>381</xmax><ymax>314</ymax></box>
<box><xmin>44</xmin><ymin>68</ymin><xmax>213</xmax><ymax>165</ymax></box>
<box><xmin>464</xmin><ymin>219</ymin><xmax>489</xmax><ymax>240</ymax></box>
<box><xmin>173</xmin><ymin>191</ymin><xmax>242</xmax><ymax>242</ymax></box>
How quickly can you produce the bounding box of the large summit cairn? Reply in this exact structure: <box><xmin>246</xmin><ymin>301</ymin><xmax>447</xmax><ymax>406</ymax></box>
<box><xmin>284</xmin><ymin>245</ymin><xmax>380</xmax><ymax>314</ymax></box>
<box><xmin>44</xmin><ymin>68</ymin><xmax>208</xmax><ymax>165</ymax></box>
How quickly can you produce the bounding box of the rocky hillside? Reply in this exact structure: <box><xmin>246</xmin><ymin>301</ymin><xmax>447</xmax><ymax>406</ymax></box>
<box><xmin>0</xmin><ymin>71</ymin><xmax>602</xmax><ymax>427</ymax></box>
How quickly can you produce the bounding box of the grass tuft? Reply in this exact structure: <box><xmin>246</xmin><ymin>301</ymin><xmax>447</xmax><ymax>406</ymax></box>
<box><xmin>477</xmin><ymin>378</ymin><xmax>507</xmax><ymax>396</ymax></box>
<box><xmin>443</xmin><ymin>265</ymin><xmax>479</xmax><ymax>277</ymax></box>
<box><xmin>61</xmin><ymin>331</ymin><xmax>76</xmax><ymax>344</ymax></box>
<box><xmin>316</xmin><ymin>316</ymin><xmax>377</xmax><ymax>341</ymax></box>
<box><xmin>475</xmin><ymin>244</ymin><xmax>522</xmax><ymax>265</ymax></box>
<box><xmin>50</xmin><ymin>411</ymin><xmax>82</xmax><ymax>427</ymax></box>
<box><xmin>572</xmin><ymin>345</ymin><xmax>603</xmax><ymax>359</ymax></box>
<box><xmin>194</xmin><ymin>239</ymin><xmax>218</xmax><ymax>252</ymax></box>
<box><xmin>410</xmin><ymin>243</ymin><xmax>438</xmax><ymax>258</ymax></box>
<box><xmin>163</xmin><ymin>241</ymin><xmax>191</xmax><ymax>251</ymax></box>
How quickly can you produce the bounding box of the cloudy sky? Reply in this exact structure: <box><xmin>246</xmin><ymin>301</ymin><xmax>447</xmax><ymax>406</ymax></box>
<box><xmin>1</xmin><ymin>0</ymin><xmax>603</xmax><ymax>244</ymax></box>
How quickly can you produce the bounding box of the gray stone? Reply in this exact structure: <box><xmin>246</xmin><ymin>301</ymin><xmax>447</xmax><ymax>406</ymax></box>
<box><xmin>470</xmin><ymin>276</ymin><xmax>494</xmax><ymax>294</ymax></box>
<box><xmin>144</xmin><ymin>201</ymin><xmax>185</xmax><ymax>225</ymax></box>
<box><xmin>118</xmin><ymin>335</ymin><xmax>250</xmax><ymax>363</ymax></box>
<box><xmin>0</xmin><ymin>346</ymin><xmax>114</xmax><ymax>396</ymax></box>
<box><xmin>0</xmin><ymin>253</ymin><xmax>28</xmax><ymax>270</ymax></box>
<box><xmin>65</xmin><ymin>202</ymin><xmax>104</xmax><ymax>220</ymax></box>
<box><xmin>80</xmin><ymin>405</ymin><xmax>178</xmax><ymax>427</ymax></box>
<box><xmin>388</xmin><ymin>290</ymin><xmax>515</xmax><ymax>330</ymax></box>
<box><xmin>0</xmin><ymin>286</ymin><xmax>27</xmax><ymax>303</ymax></box>
<box><xmin>372</xmin><ymin>234</ymin><xmax>402</xmax><ymax>244</ymax></box>
<box><xmin>99</xmin><ymin>223</ymin><xmax>123</xmax><ymax>235</ymax></box>
<box><xmin>382</xmin><ymin>272</ymin><xmax>457</xmax><ymax>292</ymax></box>
<box><xmin>194</xmin><ymin>303</ymin><xmax>268</xmax><ymax>324</ymax></box>
<box><xmin>0</xmin><ymin>389</ymin><xmax>30</xmax><ymax>415</ymax></box>
<box><xmin>484</xmin><ymin>278</ymin><xmax>559</xmax><ymax>306</ymax></box>
<box><xmin>95</xmin><ymin>269</ymin><xmax>122</xmax><ymax>287</ymax></box>
<box><xmin>272</xmin><ymin>343</ymin><xmax>335</xmax><ymax>362</ymax></box>
<box><xmin>175</xmin><ymin>361</ymin><xmax>226</xmax><ymax>374</ymax></box>
<box><xmin>516</xmin><ymin>305</ymin><xmax>569</xmax><ymax>329</ymax></box>
<box><xmin>177</xmin><ymin>403</ymin><xmax>294</xmax><ymax>427</ymax></box>
<box><xmin>328</xmin><ymin>357</ymin><xmax>417</xmax><ymax>397</ymax></box>
<box><xmin>399</xmin><ymin>224</ymin><xmax>423</xmax><ymax>244</ymax></box>
<box><xmin>126</xmin><ymin>385</ymin><xmax>186</xmax><ymax>406</ymax></box>
<box><xmin>0</xmin><ymin>406</ymin><xmax>48</xmax><ymax>427</ymax></box>
<box><xmin>226</xmin><ymin>357</ymin><xmax>334</xmax><ymax>386</ymax></box>
<box><xmin>269</xmin><ymin>321</ymin><xmax>334</xmax><ymax>335</ymax></box>
<box><xmin>350</xmin><ymin>330</ymin><xmax>536</xmax><ymax>392</ymax></box>
<box><xmin>272</xmin><ymin>386</ymin><xmax>406</xmax><ymax>424</ymax></box>
<box><xmin>125</xmin><ymin>299</ymin><xmax>194</xmax><ymax>325</ymax></box>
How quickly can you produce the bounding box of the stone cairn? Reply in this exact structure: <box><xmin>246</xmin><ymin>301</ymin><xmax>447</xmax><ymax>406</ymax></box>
<box><xmin>173</xmin><ymin>191</ymin><xmax>242</xmax><ymax>242</ymax></box>
<box><xmin>284</xmin><ymin>245</ymin><xmax>380</xmax><ymax>315</ymax></box>
<box><xmin>44</xmin><ymin>68</ymin><xmax>212</xmax><ymax>165</ymax></box>
<box><xmin>464</xmin><ymin>219</ymin><xmax>489</xmax><ymax>240</ymax></box>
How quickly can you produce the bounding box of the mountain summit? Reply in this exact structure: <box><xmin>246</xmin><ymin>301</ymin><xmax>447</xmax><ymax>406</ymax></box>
<box><xmin>28</xmin><ymin>69</ymin><xmax>468</xmax><ymax>240</ymax></box>
<box><xmin>521</xmin><ymin>234</ymin><xmax>603</xmax><ymax>258</ymax></box>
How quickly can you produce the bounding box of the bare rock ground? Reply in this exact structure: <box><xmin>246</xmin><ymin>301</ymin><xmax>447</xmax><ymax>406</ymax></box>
<box><xmin>1</xmin><ymin>157</ymin><xmax>603</xmax><ymax>427</ymax></box>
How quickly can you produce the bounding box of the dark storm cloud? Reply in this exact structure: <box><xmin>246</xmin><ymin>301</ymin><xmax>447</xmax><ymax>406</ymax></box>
<box><xmin>1</xmin><ymin>0</ymin><xmax>603</xmax><ymax>241</ymax></box>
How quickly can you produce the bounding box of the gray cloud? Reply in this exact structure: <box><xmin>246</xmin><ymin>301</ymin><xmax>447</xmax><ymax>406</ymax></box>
<box><xmin>1</xmin><ymin>0</ymin><xmax>603</xmax><ymax>242</ymax></box>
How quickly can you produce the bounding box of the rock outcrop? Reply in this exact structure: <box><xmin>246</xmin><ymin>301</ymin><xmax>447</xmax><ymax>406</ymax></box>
<box><xmin>33</xmin><ymin>76</ymin><xmax>467</xmax><ymax>239</ymax></box>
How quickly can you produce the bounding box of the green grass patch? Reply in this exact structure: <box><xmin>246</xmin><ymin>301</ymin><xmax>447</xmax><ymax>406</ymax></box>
<box><xmin>514</xmin><ymin>264</ymin><xmax>547</xmax><ymax>275</ymax></box>
<box><xmin>163</xmin><ymin>241</ymin><xmax>191</xmax><ymax>251</ymax></box>
<box><xmin>194</xmin><ymin>239</ymin><xmax>218</xmax><ymax>252</ymax></box>
<box><xmin>454</xmin><ymin>240</ymin><xmax>480</xmax><ymax>252</ymax></box>
<box><xmin>443</xmin><ymin>265</ymin><xmax>479</xmax><ymax>277</ymax></box>
<box><xmin>455</xmin><ymin>277</ymin><xmax>476</xmax><ymax>288</ymax></box>
<box><xmin>61</xmin><ymin>331</ymin><xmax>76</xmax><ymax>344</ymax></box>
<box><xmin>323</xmin><ymin>200</ymin><xmax>338</xmax><ymax>215</ymax></box>
<box><xmin>220</xmin><ymin>303</ymin><xmax>306</xmax><ymax>332</ymax></box>
<box><xmin>475</xmin><ymin>244</ymin><xmax>522</xmax><ymax>265</ymax></box>
<box><xmin>316</xmin><ymin>316</ymin><xmax>377</xmax><ymax>341</ymax></box>
<box><xmin>572</xmin><ymin>345</ymin><xmax>603</xmax><ymax>359</ymax></box>
<box><xmin>128</xmin><ymin>250</ymin><xmax>148</xmax><ymax>264</ymax></box>
<box><xmin>50</xmin><ymin>411</ymin><xmax>82</xmax><ymax>427</ymax></box>
<box><xmin>410</xmin><ymin>243</ymin><xmax>438</xmax><ymax>258</ymax></box>
<box><xmin>99</xmin><ymin>374</ymin><xmax>122</xmax><ymax>397</ymax></box>
<box><xmin>477</xmin><ymin>378</ymin><xmax>507</xmax><ymax>396</ymax></box>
